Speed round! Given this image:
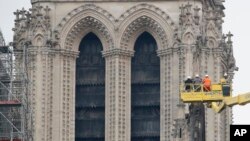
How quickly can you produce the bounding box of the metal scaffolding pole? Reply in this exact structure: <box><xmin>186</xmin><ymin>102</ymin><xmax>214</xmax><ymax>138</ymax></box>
<box><xmin>0</xmin><ymin>44</ymin><xmax>32</xmax><ymax>141</ymax></box>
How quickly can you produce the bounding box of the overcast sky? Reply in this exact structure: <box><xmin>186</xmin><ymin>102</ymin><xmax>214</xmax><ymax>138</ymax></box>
<box><xmin>0</xmin><ymin>0</ymin><xmax>249</xmax><ymax>124</ymax></box>
<box><xmin>223</xmin><ymin>0</ymin><xmax>250</xmax><ymax>124</ymax></box>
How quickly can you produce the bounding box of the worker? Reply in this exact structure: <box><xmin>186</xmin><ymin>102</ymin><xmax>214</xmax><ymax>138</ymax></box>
<box><xmin>220</xmin><ymin>73</ymin><xmax>230</xmax><ymax>96</ymax></box>
<box><xmin>185</xmin><ymin>76</ymin><xmax>193</xmax><ymax>92</ymax></box>
<box><xmin>193</xmin><ymin>74</ymin><xmax>202</xmax><ymax>92</ymax></box>
<box><xmin>202</xmin><ymin>74</ymin><xmax>211</xmax><ymax>91</ymax></box>
<box><xmin>220</xmin><ymin>73</ymin><xmax>228</xmax><ymax>84</ymax></box>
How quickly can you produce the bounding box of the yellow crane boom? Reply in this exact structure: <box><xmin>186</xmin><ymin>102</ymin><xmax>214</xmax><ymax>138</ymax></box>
<box><xmin>212</xmin><ymin>92</ymin><xmax>250</xmax><ymax>113</ymax></box>
<box><xmin>224</xmin><ymin>92</ymin><xmax>250</xmax><ymax>105</ymax></box>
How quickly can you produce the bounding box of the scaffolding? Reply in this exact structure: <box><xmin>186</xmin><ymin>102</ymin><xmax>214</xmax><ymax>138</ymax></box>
<box><xmin>0</xmin><ymin>44</ymin><xmax>32</xmax><ymax>141</ymax></box>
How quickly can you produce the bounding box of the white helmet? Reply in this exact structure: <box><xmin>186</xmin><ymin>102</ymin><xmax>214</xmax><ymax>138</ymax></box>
<box><xmin>205</xmin><ymin>74</ymin><xmax>209</xmax><ymax>77</ymax></box>
<box><xmin>195</xmin><ymin>74</ymin><xmax>199</xmax><ymax>77</ymax></box>
<box><xmin>187</xmin><ymin>76</ymin><xmax>191</xmax><ymax>79</ymax></box>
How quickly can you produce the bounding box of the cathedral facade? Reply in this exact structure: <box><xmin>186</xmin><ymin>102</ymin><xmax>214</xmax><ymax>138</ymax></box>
<box><xmin>12</xmin><ymin>0</ymin><xmax>236</xmax><ymax>141</ymax></box>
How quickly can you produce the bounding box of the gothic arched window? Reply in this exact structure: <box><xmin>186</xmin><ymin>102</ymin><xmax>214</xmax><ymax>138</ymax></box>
<box><xmin>75</xmin><ymin>32</ymin><xmax>105</xmax><ymax>141</ymax></box>
<box><xmin>131</xmin><ymin>32</ymin><xmax>160</xmax><ymax>141</ymax></box>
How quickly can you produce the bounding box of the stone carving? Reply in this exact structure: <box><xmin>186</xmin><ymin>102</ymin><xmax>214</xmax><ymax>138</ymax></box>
<box><xmin>64</xmin><ymin>16</ymin><xmax>114</xmax><ymax>50</ymax></box>
<box><xmin>102</xmin><ymin>48</ymin><xmax>134</xmax><ymax>57</ymax></box>
<box><xmin>120</xmin><ymin>15</ymin><xmax>168</xmax><ymax>50</ymax></box>
<box><xmin>118</xmin><ymin>3</ymin><xmax>176</xmax><ymax>29</ymax></box>
<box><xmin>220</xmin><ymin>32</ymin><xmax>238</xmax><ymax>80</ymax></box>
<box><xmin>172</xmin><ymin>118</ymin><xmax>188</xmax><ymax>138</ymax></box>
<box><xmin>119</xmin><ymin>3</ymin><xmax>178</xmax><ymax>50</ymax></box>
<box><xmin>13</xmin><ymin>5</ymin><xmax>52</xmax><ymax>48</ymax></box>
<box><xmin>55</xmin><ymin>4</ymin><xmax>115</xmax><ymax>30</ymax></box>
<box><xmin>179</xmin><ymin>3</ymin><xmax>201</xmax><ymax>45</ymax></box>
<box><xmin>188</xmin><ymin>103</ymin><xmax>206</xmax><ymax>141</ymax></box>
<box><xmin>204</xmin><ymin>7</ymin><xmax>221</xmax><ymax>49</ymax></box>
<box><xmin>54</xmin><ymin>4</ymin><xmax>115</xmax><ymax>51</ymax></box>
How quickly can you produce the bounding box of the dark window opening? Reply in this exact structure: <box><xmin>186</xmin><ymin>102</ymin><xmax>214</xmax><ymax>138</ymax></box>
<box><xmin>75</xmin><ymin>32</ymin><xmax>105</xmax><ymax>141</ymax></box>
<box><xmin>131</xmin><ymin>32</ymin><xmax>160</xmax><ymax>141</ymax></box>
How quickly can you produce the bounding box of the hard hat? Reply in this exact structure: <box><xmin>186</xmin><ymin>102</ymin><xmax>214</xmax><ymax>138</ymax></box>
<box><xmin>195</xmin><ymin>74</ymin><xmax>199</xmax><ymax>77</ymax></box>
<box><xmin>205</xmin><ymin>74</ymin><xmax>209</xmax><ymax>77</ymax></box>
<box><xmin>187</xmin><ymin>76</ymin><xmax>191</xmax><ymax>79</ymax></box>
<box><xmin>224</xmin><ymin>73</ymin><xmax>228</xmax><ymax>76</ymax></box>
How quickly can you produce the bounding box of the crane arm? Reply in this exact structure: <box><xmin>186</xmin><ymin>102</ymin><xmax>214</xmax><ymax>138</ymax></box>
<box><xmin>224</xmin><ymin>92</ymin><xmax>250</xmax><ymax>106</ymax></box>
<box><xmin>211</xmin><ymin>102</ymin><xmax>225</xmax><ymax>113</ymax></box>
<box><xmin>211</xmin><ymin>92</ymin><xmax>250</xmax><ymax>113</ymax></box>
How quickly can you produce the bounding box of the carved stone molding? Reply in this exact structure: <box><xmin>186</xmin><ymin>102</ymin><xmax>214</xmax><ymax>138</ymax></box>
<box><xmin>220</xmin><ymin>32</ymin><xmax>237</xmax><ymax>81</ymax></box>
<box><xmin>179</xmin><ymin>3</ymin><xmax>201</xmax><ymax>26</ymax></box>
<box><xmin>118</xmin><ymin>3</ymin><xmax>178</xmax><ymax>50</ymax></box>
<box><xmin>27</xmin><ymin>47</ymin><xmax>79</xmax><ymax>58</ymax></box>
<box><xmin>118</xmin><ymin>3</ymin><xmax>177</xmax><ymax>30</ymax></box>
<box><xmin>120</xmin><ymin>15</ymin><xmax>169</xmax><ymax>50</ymax></box>
<box><xmin>13</xmin><ymin>5</ymin><xmax>52</xmax><ymax>50</ymax></box>
<box><xmin>64</xmin><ymin>16</ymin><xmax>114</xmax><ymax>50</ymax></box>
<box><xmin>54</xmin><ymin>4</ymin><xmax>115</xmax><ymax>51</ymax></box>
<box><xmin>179</xmin><ymin>3</ymin><xmax>201</xmax><ymax>45</ymax></box>
<box><xmin>55</xmin><ymin>4</ymin><xmax>115</xmax><ymax>31</ymax></box>
<box><xmin>102</xmin><ymin>48</ymin><xmax>134</xmax><ymax>58</ymax></box>
<box><xmin>105</xmin><ymin>55</ymin><xmax>131</xmax><ymax>141</ymax></box>
<box><xmin>160</xmin><ymin>54</ymin><xmax>174</xmax><ymax>141</ymax></box>
<box><xmin>212</xmin><ymin>48</ymin><xmax>222</xmax><ymax>58</ymax></box>
<box><xmin>157</xmin><ymin>47</ymin><xmax>179</xmax><ymax>57</ymax></box>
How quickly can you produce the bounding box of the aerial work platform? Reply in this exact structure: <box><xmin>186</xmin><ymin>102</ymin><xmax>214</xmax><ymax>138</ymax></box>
<box><xmin>180</xmin><ymin>83</ymin><xmax>250</xmax><ymax>113</ymax></box>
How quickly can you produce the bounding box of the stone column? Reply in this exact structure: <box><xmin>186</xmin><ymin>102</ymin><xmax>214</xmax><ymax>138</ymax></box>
<box><xmin>213</xmin><ymin>48</ymin><xmax>228</xmax><ymax>141</ymax></box>
<box><xmin>103</xmin><ymin>49</ymin><xmax>134</xmax><ymax>141</ymax></box>
<box><xmin>178</xmin><ymin>44</ymin><xmax>196</xmax><ymax>77</ymax></box>
<box><xmin>26</xmin><ymin>46</ymin><xmax>54</xmax><ymax>141</ymax></box>
<box><xmin>158</xmin><ymin>47</ymin><xmax>182</xmax><ymax>141</ymax></box>
<box><xmin>54</xmin><ymin>49</ymin><xmax>78</xmax><ymax>141</ymax></box>
<box><xmin>27</xmin><ymin>47</ymin><xmax>49</xmax><ymax>141</ymax></box>
<box><xmin>200</xmin><ymin>48</ymin><xmax>210</xmax><ymax>76</ymax></box>
<box><xmin>27</xmin><ymin>46</ymin><xmax>78</xmax><ymax>141</ymax></box>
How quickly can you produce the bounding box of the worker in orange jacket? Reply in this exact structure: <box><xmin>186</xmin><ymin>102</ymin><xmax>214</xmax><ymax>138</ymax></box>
<box><xmin>202</xmin><ymin>74</ymin><xmax>211</xmax><ymax>91</ymax></box>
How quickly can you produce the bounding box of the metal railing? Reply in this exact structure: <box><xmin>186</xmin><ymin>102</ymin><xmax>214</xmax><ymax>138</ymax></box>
<box><xmin>180</xmin><ymin>84</ymin><xmax>209</xmax><ymax>93</ymax></box>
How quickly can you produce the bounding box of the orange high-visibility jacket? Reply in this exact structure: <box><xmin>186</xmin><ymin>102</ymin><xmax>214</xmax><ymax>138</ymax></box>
<box><xmin>203</xmin><ymin>77</ymin><xmax>211</xmax><ymax>86</ymax></box>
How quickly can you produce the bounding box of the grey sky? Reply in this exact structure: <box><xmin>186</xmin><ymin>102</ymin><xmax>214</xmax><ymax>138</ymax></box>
<box><xmin>0</xmin><ymin>0</ymin><xmax>249</xmax><ymax>124</ymax></box>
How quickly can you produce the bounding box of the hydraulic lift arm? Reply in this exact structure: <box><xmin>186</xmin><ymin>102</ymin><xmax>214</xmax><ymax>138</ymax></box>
<box><xmin>212</xmin><ymin>92</ymin><xmax>250</xmax><ymax>113</ymax></box>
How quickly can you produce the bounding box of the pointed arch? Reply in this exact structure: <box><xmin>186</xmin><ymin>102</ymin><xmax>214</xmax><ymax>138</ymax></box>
<box><xmin>207</xmin><ymin>37</ymin><xmax>217</xmax><ymax>48</ymax></box>
<box><xmin>206</xmin><ymin>21</ymin><xmax>220</xmax><ymax>39</ymax></box>
<box><xmin>182</xmin><ymin>32</ymin><xmax>195</xmax><ymax>45</ymax></box>
<box><xmin>131</xmin><ymin>32</ymin><xmax>160</xmax><ymax>141</ymax></box>
<box><xmin>118</xmin><ymin>3</ymin><xmax>177</xmax><ymax>31</ymax></box>
<box><xmin>75</xmin><ymin>32</ymin><xmax>105</xmax><ymax>140</ymax></box>
<box><xmin>55</xmin><ymin>4</ymin><xmax>115</xmax><ymax>51</ymax></box>
<box><xmin>120</xmin><ymin>15</ymin><xmax>167</xmax><ymax>51</ymax></box>
<box><xmin>119</xmin><ymin>4</ymin><xmax>177</xmax><ymax>51</ymax></box>
<box><xmin>32</xmin><ymin>34</ymin><xmax>45</xmax><ymax>47</ymax></box>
